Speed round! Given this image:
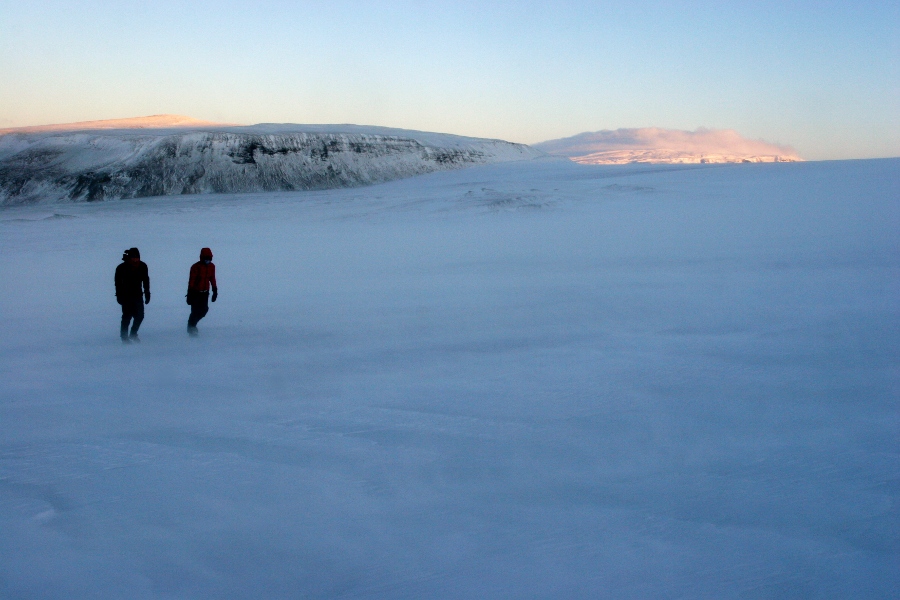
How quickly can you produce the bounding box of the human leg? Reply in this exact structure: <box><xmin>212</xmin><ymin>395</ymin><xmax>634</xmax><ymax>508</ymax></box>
<box><xmin>129</xmin><ymin>300</ymin><xmax>145</xmax><ymax>336</ymax></box>
<box><xmin>121</xmin><ymin>302</ymin><xmax>133</xmax><ymax>340</ymax></box>
<box><xmin>187</xmin><ymin>292</ymin><xmax>209</xmax><ymax>331</ymax></box>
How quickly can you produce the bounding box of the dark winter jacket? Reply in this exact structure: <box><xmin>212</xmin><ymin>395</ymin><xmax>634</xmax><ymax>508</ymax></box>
<box><xmin>115</xmin><ymin>261</ymin><xmax>150</xmax><ymax>302</ymax></box>
<box><xmin>188</xmin><ymin>261</ymin><xmax>217</xmax><ymax>293</ymax></box>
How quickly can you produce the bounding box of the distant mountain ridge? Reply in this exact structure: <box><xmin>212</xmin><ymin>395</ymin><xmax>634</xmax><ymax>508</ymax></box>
<box><xmin>0</xmin><ymin>114</ymin><xmax>234</xmax><ymax>134</ymax></box>
<box><xmin>566</xmin><ymin>149</ymin><xmax>799</xmax><ymax>165</ymax></box>
<box><xmin>0</xmin><ymin>116</ymin><xmax>543</xmax><ymax>204</ymax></box>
<box><xmin>535</xmin><ymin>128</ymin><xmax>802</xmax><ymax>164</ymax></box>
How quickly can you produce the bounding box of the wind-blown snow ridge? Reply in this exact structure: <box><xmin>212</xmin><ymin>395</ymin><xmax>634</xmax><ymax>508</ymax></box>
<box><xmin>0</xmin><ymin>119</ymin><xmax>543</xmax><ymax>204</ymax></box>
<box><xmin>535</xmin><ymin>127</ymin><xmax>802</xmax><ymax>164</ymax></box>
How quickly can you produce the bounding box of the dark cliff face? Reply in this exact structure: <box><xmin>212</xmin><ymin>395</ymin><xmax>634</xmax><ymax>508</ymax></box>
<box><xmin>0</xmin><ymin>131</ymin><xmax>539</xmax><ymax>204</ymax></box>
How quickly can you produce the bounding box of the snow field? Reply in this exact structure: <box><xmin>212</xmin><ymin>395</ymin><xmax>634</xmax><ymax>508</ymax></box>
<box><xmin>0</xmin><ymin>158</ymin><xmax>898</xmax><ymax>598</ymax></box>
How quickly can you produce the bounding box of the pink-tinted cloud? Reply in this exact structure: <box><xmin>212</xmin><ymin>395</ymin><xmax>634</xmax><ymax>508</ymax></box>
<box><xmin>536</xmin><ymin>128</ymin><xmax>800</xmax><ymax>159</ymax></box>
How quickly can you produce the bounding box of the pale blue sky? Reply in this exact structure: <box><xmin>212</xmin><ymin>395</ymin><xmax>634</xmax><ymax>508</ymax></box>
<box><xmin>1</xmin><ymin>1</ymin><xmax>897</xmax><ymax>159</ymax></box>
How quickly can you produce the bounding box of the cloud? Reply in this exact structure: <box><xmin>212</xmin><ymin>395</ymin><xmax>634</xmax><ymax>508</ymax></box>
<box><xmin>535</xmin><ymin>128</ymin><xmax>800</xmax><ymax>159</ymax></box>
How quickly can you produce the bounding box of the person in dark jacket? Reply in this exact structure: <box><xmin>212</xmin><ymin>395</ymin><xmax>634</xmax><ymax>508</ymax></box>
<box><xmin>186</xmin><ymin>247</ymin><xmax>217</xmax><ymax>335</ymax></box>
<box><xmin>115</xmin><ymin>247</ymin><xmax>150</xmax><ymax>343</ymax></box>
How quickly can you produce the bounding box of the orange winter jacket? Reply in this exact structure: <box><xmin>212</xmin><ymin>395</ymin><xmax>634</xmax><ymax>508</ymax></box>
<box><xmin>188</xmin><ymin>261</ymin><xmax>217</xmax><ymax>293</ymax></box>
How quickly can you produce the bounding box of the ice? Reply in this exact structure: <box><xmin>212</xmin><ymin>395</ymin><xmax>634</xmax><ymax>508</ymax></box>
<box><xmin>0</xmin><ymin>157</ymin><xmax>898</xmax><ymax>598</ymax></box>
<box><xmin>0</xmin><ymin>125</ymin><xmax>543</xmax><ymax>204</ymax></box>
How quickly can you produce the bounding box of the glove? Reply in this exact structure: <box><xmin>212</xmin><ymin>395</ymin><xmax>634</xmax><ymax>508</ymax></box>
<box><xmin>116</xmin><ymin>296</ymin><xmax>123</xmax><ymax>306</ymax></box>
<box><xmin>144</xmin><ymin>292</ymin><xmax>151</xmax><ymax>304</ymax></box>
<box><xmin>186</xmin><ymin>291</ymin><xmax>192</xmax><ymax>305</ymax></box>
<box><xmin>211</xmin><ymin>289</ymin><xmax>218</xmax><ymax>303</ymax></box>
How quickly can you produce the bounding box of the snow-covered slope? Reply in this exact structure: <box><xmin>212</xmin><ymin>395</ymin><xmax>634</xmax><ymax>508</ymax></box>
<box><xmin>536</xmin><ymin>127</ymin><xmax>802</xmax><ymax>164</ymax></box>
<box><xmin>0</xmin><ymin>120</ymin><xmax>543</xmax><ymax>204</ymax></box>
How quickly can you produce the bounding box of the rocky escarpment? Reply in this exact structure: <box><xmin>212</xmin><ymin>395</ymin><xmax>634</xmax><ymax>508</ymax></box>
<box><xmin>0</xmin><ymin>125</ymin><xmax>543</xmax><ymax>204</ymax></box>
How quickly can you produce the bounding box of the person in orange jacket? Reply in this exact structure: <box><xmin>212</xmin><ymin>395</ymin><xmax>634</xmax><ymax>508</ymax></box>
<box><xmin>186</xmin><ymin>247</ymin><xmax>217</xmax><ymax>336</ymax></box>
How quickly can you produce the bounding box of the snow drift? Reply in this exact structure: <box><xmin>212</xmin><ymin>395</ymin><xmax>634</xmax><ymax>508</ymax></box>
<box><xmin>0</xmin><ymin>116</ymin><xmax>543</xmax><ymax>205</ymax></box>
<box><xmin>535</xmin><ymin>127</ymin><xmax>802</xmax><ymax>164</ymax></box>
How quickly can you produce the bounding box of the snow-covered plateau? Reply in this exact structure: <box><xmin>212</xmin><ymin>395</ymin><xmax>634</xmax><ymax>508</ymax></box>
<box><xmin>1</xmin><ymin>157</ymin><xmax>898</xmax><ymax>598</ymax></box>
<box><xmin>568</xmin><ymin>149</ymin><xmax>799</xmax><ymax>164</ymax></box>
<box><xmin>536</xmin><ymin>128</ymin><xmax>803</xmax><ymax>165</ymax></box>
<box><xmin>0</xmin><ymin>121</ymin><xmax>542</xmax><ymax>204</ymax></box>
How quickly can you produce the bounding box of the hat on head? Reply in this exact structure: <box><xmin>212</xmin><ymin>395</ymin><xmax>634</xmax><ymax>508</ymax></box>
<box><xmin>200</xmin><ymin>247</ymin><xmax>213</xmax><ymax>259</ymax></box>
<box><xmin>127</xmin><ymin>247</ymin><xmax>140</xmax><ymax>259</ymax></box>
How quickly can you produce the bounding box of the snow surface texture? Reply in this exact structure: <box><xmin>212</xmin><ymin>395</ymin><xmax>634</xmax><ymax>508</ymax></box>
<box><xmin>1</xmin><ymin>158</ymin><xmax>898</xmax><ymax>598</ymax></box>
<box><xmin>0</xmin><ymin>122</ymin><xmax>542</xmax><ymax>204</ymax></box>
<box><xmin>535</xmin><ymin>128</ymin><xmax>802</xmax><ymax>164</ymax></box>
